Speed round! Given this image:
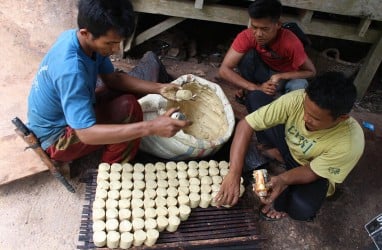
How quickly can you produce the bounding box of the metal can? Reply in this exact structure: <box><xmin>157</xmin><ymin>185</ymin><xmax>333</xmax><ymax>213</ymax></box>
<box><xmin>253</xmin><ymin>169</ymin><xmax>269</xmax><ymax>197</ymax></box>
<box><xmin>170</xmin><ymin>111</ymin><xmax>187</xmax><ymax>120</ymax></box>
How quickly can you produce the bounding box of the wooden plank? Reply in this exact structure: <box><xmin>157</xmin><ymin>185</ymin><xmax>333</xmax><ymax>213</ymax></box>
<box><xmin>194</xmin><ymin>0</ymin><xmax>204</xmax><ymax>9</ymax></box>
<box><xmin>354</xmin><ymin>34</ymin><xmax>382</xmax><ymax>99</ymax></box>
<box><xmin>279</xmin><ymin>0</ymin><xmax>382</xmax><ymax>21</ymax></box>
<box><xmin>132</xmin><ymin>16</ymin><xmax>186</xmax><ymax>48</ymax></box>
<box><xmin>0</xmin><ymin>134</ymin><xmax>48</xmax><ymax>185</ymax></box>
<box><xmin>358</xmin><ymin>18</ymin><xmax>372</xmax><ymax>37</ymax></box>
<box><xmin>299</xmin><ymin>9</ymin><xmax>313</xmax><ymax>24</ymax></box>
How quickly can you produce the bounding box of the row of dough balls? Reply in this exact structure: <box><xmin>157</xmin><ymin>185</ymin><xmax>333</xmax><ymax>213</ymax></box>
<box><xmin>92</xmin><ymin>161</ymin><xmax>245</xmax><ymax>248</ymax></box>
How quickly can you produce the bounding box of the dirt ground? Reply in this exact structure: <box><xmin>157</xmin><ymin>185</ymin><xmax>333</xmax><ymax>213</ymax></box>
<box><xmin>1</xmin><ymin>1</ymin><xmax>382</xmax><ymax>249</ymax></box>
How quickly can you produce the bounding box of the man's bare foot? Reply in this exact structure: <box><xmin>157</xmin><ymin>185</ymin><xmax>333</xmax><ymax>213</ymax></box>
<box><xmin>260</xmin><ymin>204</ymin><xmax>287</xmax><ymax>220</ymax></box>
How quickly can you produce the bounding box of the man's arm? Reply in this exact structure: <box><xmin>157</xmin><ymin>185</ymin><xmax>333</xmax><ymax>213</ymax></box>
<box><xmin>75</xmin><ymin>107</ymin><xmax>191</xmax><ymax>145</ymax></box>
<box><xmin>269</xmin><ymin>57</ymin><xmax>316</xmax><ymax>84</ymax></box>
<box><xmin>219</xmin><ymin>47</ymin><xmax>278</xmax><ymax>95</ymax></box>
<box><xmin>215</xmin><ymin>119</ymin><xmax>254</xmax><ymax>206</ymax></box>
<box><xmin>100</xmin><ymin>71</ymin><xmax>165</xmax><ymax>96</ymax></box>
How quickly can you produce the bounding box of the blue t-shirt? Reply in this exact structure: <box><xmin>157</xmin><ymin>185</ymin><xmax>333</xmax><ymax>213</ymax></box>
<box><xmin>27</xmin><ymin>29</ymin><xmax>114</xmax><ymax>149</ymax></box>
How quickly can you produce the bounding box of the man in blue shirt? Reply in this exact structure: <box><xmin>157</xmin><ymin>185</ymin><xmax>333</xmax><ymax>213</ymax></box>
<box><xmin>27</xmin><ymin>0</ymin><xmax>191</xmax><ymax>164</ymax></box>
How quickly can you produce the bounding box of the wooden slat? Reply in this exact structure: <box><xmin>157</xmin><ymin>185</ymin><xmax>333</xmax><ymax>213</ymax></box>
<box><xmin>358</xmin><ymin>18</ymin><xmax>372</xmax><ymax>37</ymax></box>
<box><xmin>194</xmin><ymin>0</ymin><xmax>204</xmax><ymax>9</ymax></box>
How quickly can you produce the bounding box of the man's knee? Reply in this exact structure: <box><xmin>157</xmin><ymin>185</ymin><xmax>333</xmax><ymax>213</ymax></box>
<box><xmin>284</xmin><ymin>79</ymin><xmax>308</xmax><ymax>93</ymax></box>
<box><xmin>245</xmin><ymin>90</ymin><xmax>273</xmax><ymax>113</ymax></box>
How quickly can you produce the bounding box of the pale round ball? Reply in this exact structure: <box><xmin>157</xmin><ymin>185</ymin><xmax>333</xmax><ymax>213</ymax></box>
<box><xmin>157</xmin><ymin>179</ymin><xmax>169</xmax><ymax>189</ymax></box>
<box><xmin>122</xmin><ymin>163</ymin><xmax>134</xmax><ymax>173</ymax></box>
<box><xmin>110</xmin><ymin>163</ymin><xmax>122</xmax><ymax>172</ymax></box>
<box><xmin>106</xmin><ymin>208</ymin><xmax>119</xmax><ymax>220</ymax></box>
<box><xmin>131</xmin><ymin>198</ymin><xmax>144</xmax><ymax>209</ymax></box>
<box><xmin>121</xmin><ymin>172</ymin><xmax>133</xmax><ymax>181</ymax></box>
<box><xmin>119</xmin><ymin>220</ymin><xmax>132</xmax><ymax>233</ymax></box>
<box><xmin>168</xmin><ymin>178</ymin><xmax>179</xmax><ymax>188</ymax></box>
<box><xmin>133</xmin><ymin>163</ymin><xmax>145</xmax><ymax>173</ymax></box>
<box><xmin>118</xmin><ymin>199</ymin><xmax>130</xmax><ymax>209</ymax></box>
<box><xmin>120</xmin><ymin>189</ymin><xmax>132</xmax><ymax>200</ymax></box>
<box><xmin>93</xmin><ymin>208</ymin><xmax>105</xmax><ymax>221</ymax></box>
<box><xmin>93</xmin><ymin>198</ymin><xmax>106</xmax><ymax>209</ymax></box>
<box><xmin>98</xmin><ymin>162</ymin><xmax>110</xmax><ymax>172</ymax></box>
<box><xmin>146</xmin><ymin>179</ymin><xmax>158</xmax><ymax>189</ymax></box>
<box><xmin>132</xmin><ymin>189</ymin><xmax>144</xmax><ymax>199</ymax></box>
<box><xmin>95</xmin><ymin>188</ymin><xmax>108</xmax><ymax>200</ymax></box>
<box><xmin>165</xmin><ymin>161</ymin><xmax>177</xmax><ymax>171</ymax></box>
<box><xmin>93</xmin><ymin>220</ymin><xmax>106</xmax><ymax>232</ymax></box>
<box><xmin>132</xmin><ymin>207</ymin><xmax>145</xmax><ymax>219</ymax></box>
<box><xmin>109</xmin><ymin>172</ymin><xmax>121</xmax><ymax>181</ymax></box>
<box><xmin>105</xmin><ymin>219</ymin><xmax>119</xmax><ymax>232</ymax></box>
<box><xmin>154</xmin><ymin>162</ymin><xmax>166</xmax><ymax>171</ymax></box>
<box><xmin>119</xmin><ymin>209</ymin><xmax>131</xmax><ymax>221</ymax></box>
<box><xmin>93</xmin><ymin>230</ymin><xmax>107</xmax><ymax>247</ymax></box>
<box><xmin>105</xmin><ymin>199</ymin><xmax>118</xmax><ymax>209</ymax></box>
<box><xmin>108</xmin><ymin>189</ymin><xmax>120</xmax><ymax>200</ymax></box>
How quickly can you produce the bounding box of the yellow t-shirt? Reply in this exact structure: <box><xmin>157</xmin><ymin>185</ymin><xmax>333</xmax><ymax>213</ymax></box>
<box><xmin>245</xmin><ymin>90</ymin><xmax>365</xmax><ymax>196</ymax></box>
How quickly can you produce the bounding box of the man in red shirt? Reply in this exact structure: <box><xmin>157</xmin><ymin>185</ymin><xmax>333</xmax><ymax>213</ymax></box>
<box><xmin>219</xmin><ymin>0</ymin><xmax>316</xmax><ymax>113</ymax></box>
<box><xmin>219</xmin><ymin>0</ymin><xmax>316</xmax><ymax>170</ymax></box>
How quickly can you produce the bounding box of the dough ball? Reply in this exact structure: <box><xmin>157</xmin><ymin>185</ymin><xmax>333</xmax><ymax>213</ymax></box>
<box><xmin>189</xmin><ymin>192</ymin><xmax>201</xmax><ymax>208</ymax></box>
<box><xmin>95</xmin><ymin>188</ymin><xmax>108</xmax><ymax>200</ymax></box>
<box><xmin>157</xmin><ymin>179</ymin><xmax>169</xmax><ymax>189</ymax></box>
<box><xmin>97</xmin><ymin>171</ymin><xmax>109</xmax><ymax>183</ymax></box>
<box><xmin>110</xmin><ymin>163</ymin><xmax>122</xmax><ymax>172</ymax></box>
<box><xmin>145</xmin><ymin>172</ymin><xmax>157</xmax><ymax>181</ymax></box>
<box><xmin>177</xmin><ymin>170</ymin><xmax>188</xmax><ymax>179</ymax></box>
<box><xmin>179</xmin><ymin>204</ymin><xmax>191</xmax><ymax>221</ymax></box>
<box><xmin>143</xmin><ymin>198</ymin><xmax>155</xmax><ymax>209</ymax></box>
<box><xmin>156</xmin><ymin>206</ymin><xmax>168</xmax><ymax>217</ymax></box>
<box><xmin>166</xmin><ymin>196</ymin><xmax>178</xmax><ymax>207</ymax></box>
<box><xmin>119</xmin><ymin>189</ymin><xmax>132</xmax><ymax>200</ymax></box>
<box><xmin>220</xmin><ymin>168</ymin><xmax>229</xmax><ymax>177</ymax></box>
<box><xmin>131</xmin><ymin>198</ymin><xmax>144</xmax><ymax>209</ymax></box>
<box><xmin>144</xmin><ymin>207</ymin><xmax>157</xmax><ymax>219</ymax></box>
<box><xmin>201</xmin><ymin>176</ymin><xmax>212</xmax><ymax>185</ymax></box>
<box><xmin>132</xmin><ymin>172</ymin><xmax>144</xmax><ymax>181</ymax></box>
<box><xmin>108</xmin><ymin>189</ymin><xmax>120</xmax><ymax>200</ymax></box>
<box><xmin>178</xmin><ymin>186</ymin><xmax>190</xmax><ymax>196</ymax></box>
<box><xmin>178</xmin><ymin>178</ymin><xmax>190</xmax><ymax>187</ymax></box>
<box><xmin>200</xmin><ymin>184</ymin><xmax>211</xmax><ymax>194</ymax></box>
<box><xmin>121</xmin><ymin>180</ymin><xmax>133</xmax><ymax>190</ymax></box>
<box><xmin>208</xmin><ymin>160</ymin><xmax>219</xmax><ymax>168</ymax></box>
<box><xmin>106</xmin><ymin>231</ymin><xmax>120</xmax><ymax>249</ymax></box>
<box><xmin>109</xmin><ymin>181</ymin><xmax>122</xmax><ymax>191</ymax></box>
<box><xmin>189</xmin><ymin>177</ymin><xmax>200</xmax><ymax>186</ymax></box>
<box><xmin>93</xmin><ymin>220</ymin><xmax>106</xmax><ymax>232</ymax></box>
<box><xmin>122</xmin><ymin>163</ymin><xmax>134</xmax><ymax>173</ymax></box>
<box><xmin>209</xmin><ymin>167</ymin><xmax>220</xmax><ymax>176</ymax></box>
<box><xmin>133</xmin><ymin>163</ymin><xmax>145</xmax><ymax>173</ymax></box>
<box><xmin>146</xmin><ymin>180</ymin><xmax>158</xmax><ymax>189</ymax></box>
<box><xmin>132</xmin><ymin>218</ymin><xmax>145</xmax><ymax>231</ymax></box>
<box><xmin>93</xmin><ymin>208</ymin><xmax>105</xmax><ymax>221</ymax></box>
<box><xmin>156</xmin><ymin>170</ymin><xmax>167</xmax><ymax>180</ymax></box>
<box><xmin>156</xmin><ymin>187</ymin><xmax>167</xmax><ymax>198</ymax></box>
<box><xmin>119</xmin><ymin>208</ymin><xmax>132</xmax><ymax>221</ymax></box>
<box><xmin>168</xmin><ymin>178</ymin><xmax>179</xmax><ymax>188</ymax></box>
<box><xmin>154</xmin><ymin>162</ymin><xmax>166</xmax><ymax>171</ymax></box>
<box><xmin>187</xmin><ymin>168</ymin><xmax>198</xmax><ymax>178</ymax></box>
<box><xmin>121</xmin><ymin>172</ymin><xmax>133</xmax><ymax>181</ymax></box>
<box><xmin>212</xmin><ymin>175</ymin><xmax>223</xmax><ymax>184</ymax></box>
<box><xmin>93</xmin><ymin>230</ymin><xmax>106</xmax><ymax>247</ymax></box>
<box><xmin>118</xmin><ymin>199</ymin><xmax>131</xmax><ymax>209</ymax></box>
<box><xmin>120</xmin><ymin>232</ymin><xmax>133</xmax><ymax>249</ymax></box>
<box><xmin>167</xmin><ymin>205</ymin><xmax>179</xmax><ymax>217</ymax></box>
<box><xmin>144</xmin><ymin>218</ymin><xmax>158</xmax><ymax>231</ymax></box>
<box><xmin>144</xmin><ymin>163</ymin><xmax>156</xmax><ymax>173</ymax></box>
<box><xmin>166</xmin><ymin>216</ymin><xmax>180</xmax><ymax>232</ymax></box>
<box><xmin>109</xmin><ymin>172</ymin><xmax>121</xmax><ymax>181</ymax></box>
<box><xmin>93</xmin><ymin>198</ymin><xmax>106</xmax><ymax>209</ymax></box>
<box><xmin>199</xmin><ymin>193</ymin><xmax>212</xmax><ymax>208</ymax></box>
<box><xmin>198</xmin><ymin>168</ymin><xmax>208</xmax><ymax>177</ymax></box>
<box><xmin>156</xmin><ymin>216</ymin><xmax>169</xmax><ymax>232</ymax></box>
<box><xmin>167</xmin><ymin>169</ymin><xmax>178</xmax><ymax>179</ymax></box>
<box><xmin>97</xmin><ymin>180</ymin><xmax>110</xmax><ymax>190</ymax></box>
<box><xmin>133</xmin><ymin>230</ymin><xmax>146</xmax><ymax>247</ymax></box>
<box><xmin>239</xmin><ymin>184</ymin><xmax>245</xmax><ymax>197</ymax></box>
<box><xmin>145</xmin><ymin>229</ymin><xmax>159</xmax><ymax>247</ymax></box>
<box><xmin>167</xmin><ymin>187</ymin><xmax>179</xmax><ymax>197</ymax></box>
<box><xmin>175</xmin><ymin>89</ymin><xmax>193</xmax><ymax>100</ymax></box>
<box><xmin>144</xmin><ymin>189</ymin><xmax>157</xmax><ymax>200</ymax></box>
<box><xmin>211</xmin><ymin>183</ymin><xmax>221</xmax><ymax>193</ymax></box>
<box><xmin>198</xmin><ymin>160</ymin><xmax>209</xmax><ymax>169</ymax></box>
<box><xmin>132</xmin><ymin>189</ymin><xmax>144</xmax><ymax>199</ymax></box>
<box><xmin>105</xmin><ymin>219</ymin><xmax>119</xmax><ymax>232</ymax></box>
<box><xmin>105</xmin><ymin>199</ymin><xmax>119</xmax><ymax>209</ymax></box>
<box><xmin>106</xmin><ymin>208</ymin><xmax>119</xmax><ymax>220</ymax></box>
<box><xmin>98</xmin><ymin>163</ymin><xmax>111</xmax><ymax>172</ymax></box>
<box><xmin>189</xmin><ymin>184</ymin><xmax>200</xmax><ymax>194</ymax></box>
<box><xmin>218</xmin><ymin>161</ymin><xmax>229</xmax><ymax>169</ymax></box>
<box><xmin>165</xmin><ymin>161</ymin><xmax>177</xmax><ymax>171</ymax></box>
<box><xmin>155</xmin><ymin>196</ymin><xmax>167</xmax><ymax>207</ymax></box>
<box><xmin>176</xmin><ymin>161</ymin><xmax>188</xmax><ymax>171</ymax></box>
<box><xmin>188</xmin><ymin>160</ymin><xmax>198</xmax><ymax>169</ymax></box>
<box><xmin>132</xmin><ymin>207</ymin><xmax>145</xmax><ymax>219</ymax></box>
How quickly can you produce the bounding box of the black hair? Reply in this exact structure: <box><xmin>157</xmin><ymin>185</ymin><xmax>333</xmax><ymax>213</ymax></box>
<box><xmin>77</xmin><ymin>0</ymin><xmax>135</xmax><ymax>39</ymax></box>
<box><xmin>306</xmin><ymin>71</ymin><xmax>357</xmax><ymax>119</ymax></box>
<box><xmin>248</xmin><ymin>0</ymin><xmax>282</xmax><ymax>22</ymax></box>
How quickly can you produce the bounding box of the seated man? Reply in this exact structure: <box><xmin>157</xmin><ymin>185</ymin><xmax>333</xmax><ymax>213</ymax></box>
<box><xmin>218</xmin><ymin>0</ymin><xmax>316</xmax><ymax>114</ymax></box>
<box><xmin>215</xmin><ymin>72</ymin><xmax>365</xmax><ymax>221</ymax></box>
<box><xmin>27</xmin><ymin>0</ymin><xmax>191</xmax><ymax>165</ymax></box>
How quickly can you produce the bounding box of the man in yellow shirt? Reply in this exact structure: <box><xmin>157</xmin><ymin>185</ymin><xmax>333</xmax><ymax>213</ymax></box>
<box><xmin>215</xmin><ymin>72</ymin><xmax>364</xmax><ymax>221</ymax></box>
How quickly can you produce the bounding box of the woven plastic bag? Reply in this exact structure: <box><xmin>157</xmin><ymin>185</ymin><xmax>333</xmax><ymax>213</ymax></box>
<box><xmin>138</xmin><ymin>74</ymin><xmax>235</xmax><ymax>160</ymax></box>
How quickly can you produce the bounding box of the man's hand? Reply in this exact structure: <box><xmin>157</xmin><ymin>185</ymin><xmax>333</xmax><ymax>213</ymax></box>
<box><xmin>150</xmin><ymin>107</ymin><xmax>192</xmax><ymax>137</ymax></box>
<box><xmin>214</xmin><ymin>171</ymin><xmax>241</xmax><ymax>207</ymax></box>
<box><xmin>159</xmin><ymin>84</ymin><xmax>182</xmax><ymax>101</ymax></box>
<box><xmin>253</xmin><ymin>175</ymin><xmax>288</xmax><ymax>205</ymax></box>
<box><xmin>259</xmin><ymin>80</ymin><xmax>278</xmax><ymax>96</ymax></box>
